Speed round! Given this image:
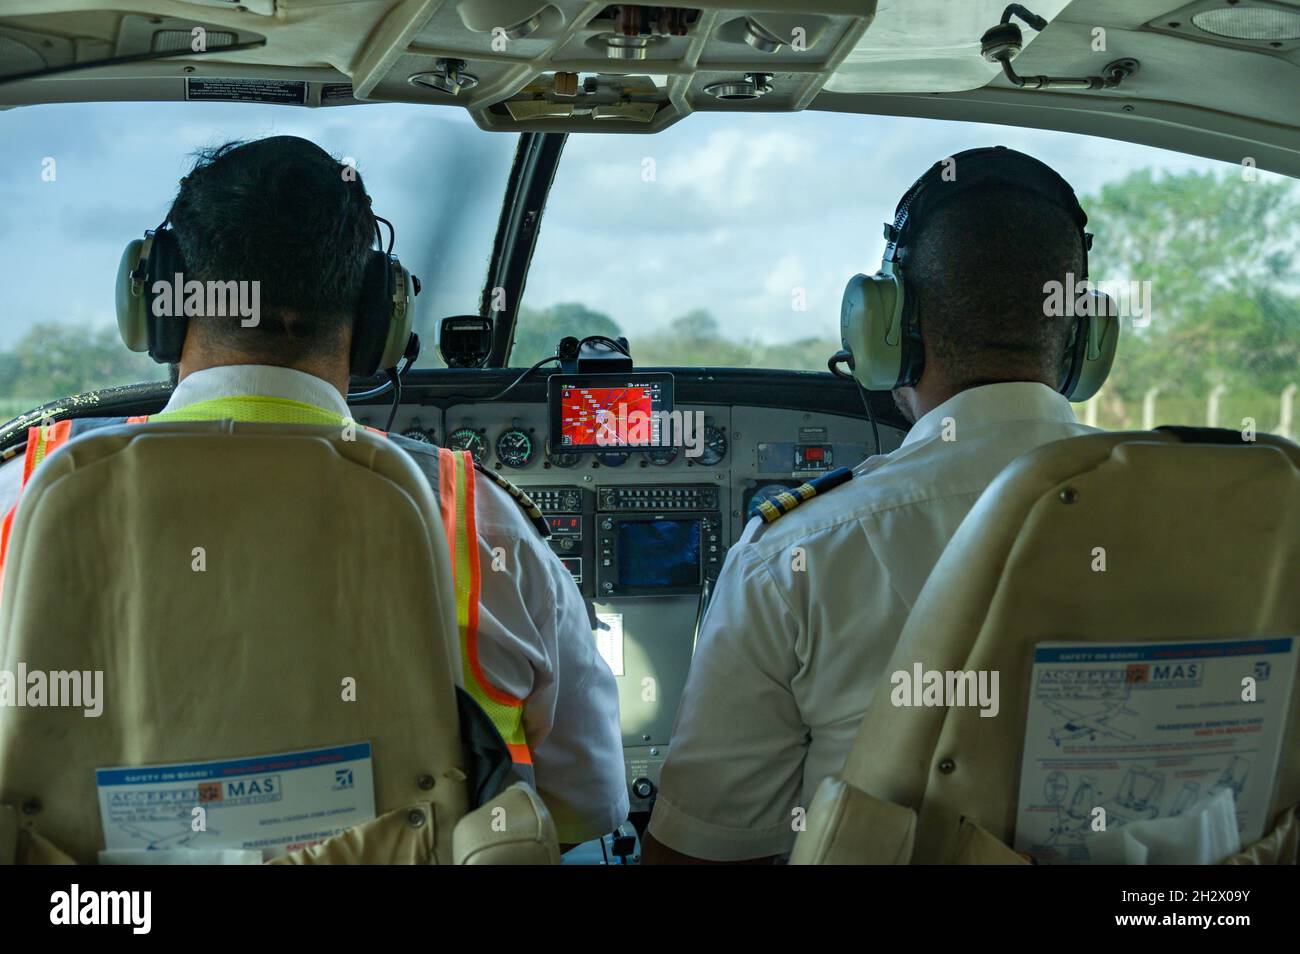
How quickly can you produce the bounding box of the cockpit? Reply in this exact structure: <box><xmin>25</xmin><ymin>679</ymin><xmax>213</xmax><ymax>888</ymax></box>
<box><xmin>0</xmin><ymin>1</ymin><xmax>1297</xmax><ymax>920</ymax></box>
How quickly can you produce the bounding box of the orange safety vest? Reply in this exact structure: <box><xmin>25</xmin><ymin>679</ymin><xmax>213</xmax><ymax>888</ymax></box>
<box><xmin>0</xmin><ymin>404</ymin><xmax>533</xmax><ymax>771</ymax></box>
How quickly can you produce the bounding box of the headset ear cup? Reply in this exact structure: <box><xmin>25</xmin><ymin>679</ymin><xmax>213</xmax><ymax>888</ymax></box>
<box><xmin>377</xmin><ymin>262</ymin><xmax>414</xmax><ymax>372</ymax></box>
<box><xmin>145</xmin><ymin>230</ymin><xmax>189</xmax><ymax>364</ymax></box>
<box><xmin>350</xmin><ymin>252</ymin><xmax>414</xmax><ymax>378</ymax></box>
<box><xmin>116</xmin><ymin>238</ymin><xmax>151</xmax><ymax>353</ymax></box>
<box><xmin>350</xmin><ymin>252</ymin><xmax>389</xmax><ymax>378</ymax></box>
<box><xmin>1067</xmin><ymin>306</ymin><xmax>1120</xmax><ymax>403</ymax></box>
<box><xmin>841</xmin><ymin>272</ymin><xmax>912</xmax><ymax>390</ymax></box>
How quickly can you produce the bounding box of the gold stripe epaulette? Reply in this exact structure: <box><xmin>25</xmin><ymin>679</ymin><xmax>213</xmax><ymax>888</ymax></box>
<box><xmin>757</xmin><ymin>467</ymin><xmax>854</xmax><ymax>524</ymax></box>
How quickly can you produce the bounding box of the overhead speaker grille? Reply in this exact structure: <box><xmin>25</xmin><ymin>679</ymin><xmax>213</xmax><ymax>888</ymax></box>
<box><xmin>1191</xmin><ymin>6</ymin><xmax>1300</xmax><ymax>41</ymax></box>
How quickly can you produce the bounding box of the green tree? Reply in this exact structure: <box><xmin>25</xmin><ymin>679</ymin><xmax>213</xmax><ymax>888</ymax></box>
<box><xmin>0</xmin><ymin>323</ymin><xmax>163</xmax><ymax>410</ymax></box>
<box><xmin>1083</xmin><ymin>168</ymin><xmax>1300</xmax><ymax>427</ymax></box>
<box><xmin>636</xmin><ymin>310</ymin><xmax>755</xmax><ymax>366</ymax></box>
<box><xmin>616</xmin><ymin>309</ymin><xmax>838</xmax><ymax>370</ymax></box>
<box><xmin>751</xmin><ymin>336</ymin><xmax>840</xmax><ymax>372</ymax></box>
<box><xmin>507</xmin><ymin>302</ymin><xmax>623</xmax><ymax>366</ymax></box>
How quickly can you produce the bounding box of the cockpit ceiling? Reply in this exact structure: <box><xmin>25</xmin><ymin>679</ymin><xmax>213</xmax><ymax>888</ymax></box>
<box><xmin>1</xmin><ymin>0</ymin><xmax>1299</xmax><ymax>174</ymax></box>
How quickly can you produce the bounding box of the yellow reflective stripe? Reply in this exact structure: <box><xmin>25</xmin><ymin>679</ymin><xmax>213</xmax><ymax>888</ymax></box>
<box><xmin>451</xmin><ymin>451</ymin><xmax>474</xmax><ymax>675</ymax></box>
<box><xmin>25</xmin><ymin>420</ymin><xmax>73</xmax><ymax>474</ymax></box>
<box><xmin>446</xmin><ymin>450</ymin><xmax>530</xmax><ymax>759</ymax></box>
<box><xmin>148</xmin><ymin>395</ymin><xmax>351</xmax><ymax>426</ymax></box>
<box><xmin>30</xmin><ymin>433</ymin><xmax>48</xmax><ymax>469</ymax></box>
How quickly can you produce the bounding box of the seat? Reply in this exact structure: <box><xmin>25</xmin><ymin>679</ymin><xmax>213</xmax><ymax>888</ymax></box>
<box><xmin>0</xmin><ymin>420</ymin><xmax>557</xmax><ymax>864</ymax></box>
<box><xmin>791</xmin><ymin>428</ymin><xmax>1300</xmax><ymax>865</ymax></box>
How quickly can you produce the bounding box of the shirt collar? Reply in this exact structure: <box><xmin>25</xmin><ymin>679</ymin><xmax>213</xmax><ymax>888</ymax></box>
<box><xmin>162</xmin><ymin>365</ymin><xmax>351</xmax><ymax>419</ymax></box>
<box><xmin>901</xmin><ymin>381</ymin><xmax>1079</xmax><ymax>448</ymax></box>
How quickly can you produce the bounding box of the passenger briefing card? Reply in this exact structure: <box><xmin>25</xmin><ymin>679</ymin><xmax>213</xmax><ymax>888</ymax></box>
<box><xmin>96</xmin><ymin>742</ymin><xmax>376</xmax><ymax>859</ymax></box>
<box><xmin>1014</xmin><ymin>637</ymin><xmax>1296</xmax><ymax>862</ymax></box>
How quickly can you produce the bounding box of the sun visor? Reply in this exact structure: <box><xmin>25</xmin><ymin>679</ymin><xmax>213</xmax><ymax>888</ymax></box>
<box><xmin>825</xmin><ymin>0</ymin><xmax>1072</xmax><ymax>94</ymax></box>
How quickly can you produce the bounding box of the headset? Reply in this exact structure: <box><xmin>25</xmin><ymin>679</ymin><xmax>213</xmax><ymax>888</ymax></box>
<box><xmin>114</xmin><ymin>142</ymin><xmax>417</xmax><ymax>381</ymax></box>
<box><xmin>838</xmin><ymin>145</ymin><xmax>1119</xmax><ymax>402</ymax></box>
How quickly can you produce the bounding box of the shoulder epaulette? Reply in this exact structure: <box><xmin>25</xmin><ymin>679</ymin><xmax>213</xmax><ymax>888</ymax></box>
<box><xmin>756</xmin><ymin>467</ymin><xmax>854</xmax><ymax>524</ymax></box>
<box><xmin>473</xmin><ymin>461</ymin><xmax>550</xmax><ymax>539</ymax></box>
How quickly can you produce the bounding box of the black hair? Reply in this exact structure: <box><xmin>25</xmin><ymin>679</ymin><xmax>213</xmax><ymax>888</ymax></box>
<box><xmin>900</xmin><ymin>184</ymin><xmax>1085</xmax><ymax>389</ymax></box>
<box><xmin>166</xmin><ymin>136</ymin><xmax>377</xmax><ymax>364</ymax></box>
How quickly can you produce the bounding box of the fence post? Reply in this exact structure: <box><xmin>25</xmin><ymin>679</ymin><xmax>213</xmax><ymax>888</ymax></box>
<box><xmin>1280</xmin><ymin>383</ymin><xmax>1297</xmax><ymax>440</ymax></box>
<box><xmin>1207</xmin><ymin>384</ymin><xmax>1227</xmax><ymax>428</ymax></box>
<box><xmin>1142</xmin><ymin>387</ymin><xmax>1160</xmax><ymax>430</ymax></box>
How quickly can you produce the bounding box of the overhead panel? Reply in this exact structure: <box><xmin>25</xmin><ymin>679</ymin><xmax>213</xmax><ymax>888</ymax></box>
<box><xmin>358</xmin><ymin>1</ymin><xmax>882</xmax><ymax>132</ymax></box>
<box><xmin>0</xmin><ymin>0</ymin><xmax>1297</xmax><ymax>174</ymax></box>
<box><xmin>824</xmin><ymin>0</ymin><xmax>1073</xmax><ymax>93</ymax></box>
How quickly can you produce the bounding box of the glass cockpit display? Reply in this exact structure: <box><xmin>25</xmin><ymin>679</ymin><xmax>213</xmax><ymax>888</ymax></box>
<box><xmin>548</xmin><ymin>373</ymin><xmax>674</xmax><ymax>452</ymax></box>
<box><xmin>617</xmin><ymin>518</ymin><xmax>702</xmax><ymax>589</ymax></box>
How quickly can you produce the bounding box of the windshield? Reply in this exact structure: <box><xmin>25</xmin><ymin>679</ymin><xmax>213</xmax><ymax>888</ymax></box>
<box><xmin>0</xmin><ymin>101</ymin><xmax>517</xmax><ymax>417</ymax></box>
<box><xmin>518</xmin><ymin>111</ymin><xmax>1299</xmax><ymax>434</ymax></box>
<box><xmin>3</xmin><ymin>102</ymin><xmax>1297</xmax><ymax>439</ymax></box>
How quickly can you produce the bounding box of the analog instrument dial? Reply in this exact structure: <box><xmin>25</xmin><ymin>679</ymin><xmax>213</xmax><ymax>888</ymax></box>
<box><xmin>448</xmin><ymin>427</ymin><xmax>487</xmax><ymax>464</ymax></box>
<box><xmin>495</xmin><ymin>428</ymin><xmax>535</xmax><ymax>469</ymax></box>
<box><xmin>400</xmin><ymin>425</ymin><xmax>435</xmax><ymax>444</ymax></box>
<box><xmin>698</xmin><ymin>425</ymin><xmax>728</xmax><ymax>466</ymax></box>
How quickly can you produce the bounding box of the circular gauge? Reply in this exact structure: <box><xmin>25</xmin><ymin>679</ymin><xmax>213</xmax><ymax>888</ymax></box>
<box><xmin>547</xmin><ymin>446</ymin><xmax>580</xmax><ymax>468</ymax></box>
<box><xmin>595</xmin><ymin>451</ymin><xmax>629</xmax><ymax>467</ymax></box>
<box><xmin>400</xmin><ymin>425</ymin><xmax>434</xmax><ymax>444</ymax></box>
<box><xmin>495</xmin><ymin>428</ymin><xmax>535</xmax><ymax>469</ymax></box>
<box><xmin>697</xmin><ymin>425</ymin><xmax>728</xmax><ymax>466</ymax></box>
<box><xmin>448</xmin><ymin>427</ymin><xmax>487</xmax><ymax>464</ymax></box>
<box><xmin>646</xmin><ymin>446</ymin><xmax>679</xmax><ymax>466</ymax></box>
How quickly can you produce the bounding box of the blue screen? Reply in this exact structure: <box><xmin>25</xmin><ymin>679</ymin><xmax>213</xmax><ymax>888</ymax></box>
<box><xmin>617</xmin><ymin>519</ymin><xmax>701</xmax><ymax>587</ymax></box>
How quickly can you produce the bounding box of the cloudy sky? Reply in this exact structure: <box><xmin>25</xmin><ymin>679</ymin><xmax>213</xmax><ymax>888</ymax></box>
<box><xmin>0</xmin><ymin>98</ymin><xmax>1264</xmax><ymax>361</ymax></box>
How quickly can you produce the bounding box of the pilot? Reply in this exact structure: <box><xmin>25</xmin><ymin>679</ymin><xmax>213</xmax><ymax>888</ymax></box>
<box><xmin>0</xmin><ymin>136</ymin><xmax>627</xmax><ymax>847</ymax></box>
<box><xmin>643</xmin><ymin>147</ymin><xmax>1106</xmax><ymax>863</ymax></box>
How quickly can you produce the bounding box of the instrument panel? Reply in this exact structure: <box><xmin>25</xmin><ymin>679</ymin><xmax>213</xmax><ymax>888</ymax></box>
<box><xmin>353</xmin><ymin>397</ymin><xmax>901</xmax><ymax>815</ymax></box>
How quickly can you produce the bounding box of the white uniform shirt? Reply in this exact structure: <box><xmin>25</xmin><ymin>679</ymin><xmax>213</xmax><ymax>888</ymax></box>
<box><xmin>0</xmin><ymin>365</ymin><xmax>628</xmax><ymax>844</ymax></box>
<box><xmin>648</xmin><ymin>381</ymin><xmax>1096</xmax><ymax>860</ymax></box>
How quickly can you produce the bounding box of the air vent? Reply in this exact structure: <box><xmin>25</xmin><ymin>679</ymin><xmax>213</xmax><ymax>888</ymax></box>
<box><xmin>152</xmin><ymin>29</ymin><xmax>238</xmax><ymax>52</ymax></box>
<box><xmin>409</xmin><ymin>59</ymin><xmax>479</xmax><ymax>95</ymax></box>
<box><xmin>703</xmin><ymin>73</ymin><xmax>773</xmax><ymax>101</ymax></box>
<box><xmin>1191</xmin><ymin>6</ymin><xmax>1300</xmax><ymax>41</ymax></box>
